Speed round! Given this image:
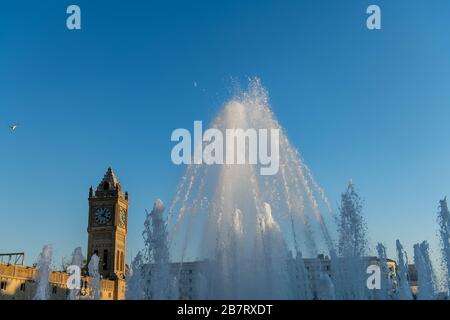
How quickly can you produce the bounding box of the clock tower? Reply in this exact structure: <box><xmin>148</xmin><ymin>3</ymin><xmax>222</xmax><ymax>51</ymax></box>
<box><xmin>87</xmin><ymin>167</ymin><xmax>129</xmax><ymax>281</ymax></box>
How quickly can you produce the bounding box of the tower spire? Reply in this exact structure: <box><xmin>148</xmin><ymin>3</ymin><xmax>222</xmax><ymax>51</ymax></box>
<box><xmin>97</xmin><ymin>167</ymin><xmax>120</xmax><ymax>192</ymax></box>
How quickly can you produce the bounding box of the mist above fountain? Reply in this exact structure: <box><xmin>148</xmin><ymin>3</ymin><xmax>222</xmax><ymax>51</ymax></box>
<box><xmin>167</xmin><ymin>79</ymin><xmax>335</xmax><ymax>299</ymax></box>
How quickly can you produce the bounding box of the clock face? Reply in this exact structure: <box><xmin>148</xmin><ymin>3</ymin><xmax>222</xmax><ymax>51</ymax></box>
<box><xmin>94</xmin><ymin>207</ymin><xmax>112</xmax><ymax>225</ymax></box>
<box><xmin>119</xmin><ymin>208</ymin><xmax>127</xmax><ymax>228</ymax></box>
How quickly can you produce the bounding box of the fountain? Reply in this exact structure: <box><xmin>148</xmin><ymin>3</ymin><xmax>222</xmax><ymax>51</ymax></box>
<box><xmin>287</xmin><ymin>250</ymin><xmax>313</xmax><ymax>299</ymax></box>
<box><xmin>127</xmin><ymin>199</ymin><xmax>173</xmax><ymax>299</ymax></box>
<box><xmin>33</xmin><ymin>245</ymin><xmax>52</xmax><ymax>300</ymax></box>
<box><xmin>88</xmin><ymin>253</ymin><xmax>100</xmax><ymax>300</ymax></box>
<box><xmin>438</xmin><ymin>198</ymin><xmax>450</xmax><ymax>296</ymax></box>
<box><xmin>413</xmin><ymin>241</ymin><xmax>437</xmax><ymax>300</ymax></box>
<box><xmin>395</xmin><ymin>240</ymin><xmax>413</xmax><ymax>300</ymax></box>
<box><xmin>332</xmin><ymin>182</ymin><xmax>368</xmax><ymax>300</ymax></box>
<box><xmin>316</xmin><ymin>271</ymin><xmax>336</xmax><ymax>300</ymax></box>
<box><xmin>67</xmin><ymin>247</ymin><xmax>84</xmax><ymax>300</ymax></box>
<box><xmin>375</xmin><ymin>243</ymin><xmax>392</xmax><ymax>300</ymax></box>
<box><xmin>166</xmin><ymin>79</ymin><xmax>335</xmax><ymax>299</ymax></box>
<box><xmin>143</xmin><ymin>199</ymin><xmax>172</xmax><ymax>299</ymax></box>
<box><xmin>126</xmin><ymin>251</ymin><xmax>145</xmax><ymax>299</ymax></box>
<box><xmin>129</xmin><ymin>79</ymin><xmax>445</xmax><ymax>300</ymax></box>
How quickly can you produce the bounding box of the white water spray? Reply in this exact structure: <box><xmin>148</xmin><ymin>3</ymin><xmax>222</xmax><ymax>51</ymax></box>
<box><xmin>438</xmin><ymin>198</ymin><xmax>450</xmax><ymax>295</ymax></box>
<box><xmin>413</xmin><ymin>241</ymin><xmax>436</xmax><ymax>300</ymax></box>
<box><xmin>167</xmin><ymin>79</ymin><xmax>335</xmax><ymax>299</ymax></box>
<box><xmin>88</xmin><ymin>253</ymin><xmax>100</xmax><ymax>300</ymax></box>
<box><xmin>33</xmin><ymin>245</ymin><xmax>52</xmax><ymax>300</ymax></box>
<box><xmin>395</xmin><ymin>240</ymin><xmax>412</xmax><ymax>300</ymax></box>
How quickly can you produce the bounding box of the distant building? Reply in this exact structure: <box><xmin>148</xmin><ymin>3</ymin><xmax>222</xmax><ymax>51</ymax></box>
<box><xmin>0</xmin><ymin>261</ymin><xmax>117</xmax><ymax>300</ymax></box>
<box><xmin>407</xmin><ymin>264</ymin><xmax>418</xmax><ymax>298</ymax></box>
<box><xmin>142</xmin><ymin>254</ymin><xmax>402</xmax><ymax>300</ymax></box>
<box><xmin>301</xmin><ymin>254</ymin><xmax>399</xmax><ymax>299</ymax></box>
<box><xmin>142</xmin><ymin>261</ymin><xmax>208</xmax><ymax>300</ymax></box>
<box><xmin>303</xmin><ymin>254</ymin><xmax>332</xmax><ymax>298</ymax></box>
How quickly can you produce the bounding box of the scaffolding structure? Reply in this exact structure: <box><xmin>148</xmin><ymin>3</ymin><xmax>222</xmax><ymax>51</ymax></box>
<box><xmin>0</xmin><ymin>252</ymin><xmax>25</xmax><ymax>265</ymax></box>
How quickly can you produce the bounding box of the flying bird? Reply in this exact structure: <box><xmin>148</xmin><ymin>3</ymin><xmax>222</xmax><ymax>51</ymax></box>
<box><xmin>9</xmin><ymin>124</ymin><xmax>18</xmax><ymax>131</ymax></box>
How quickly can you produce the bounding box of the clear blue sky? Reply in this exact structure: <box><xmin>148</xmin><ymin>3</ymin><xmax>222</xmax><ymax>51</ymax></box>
<box><xmin>1</xmin><ymin>0</ymin><xmax>450</xmax><ymax>268</ymax></box>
